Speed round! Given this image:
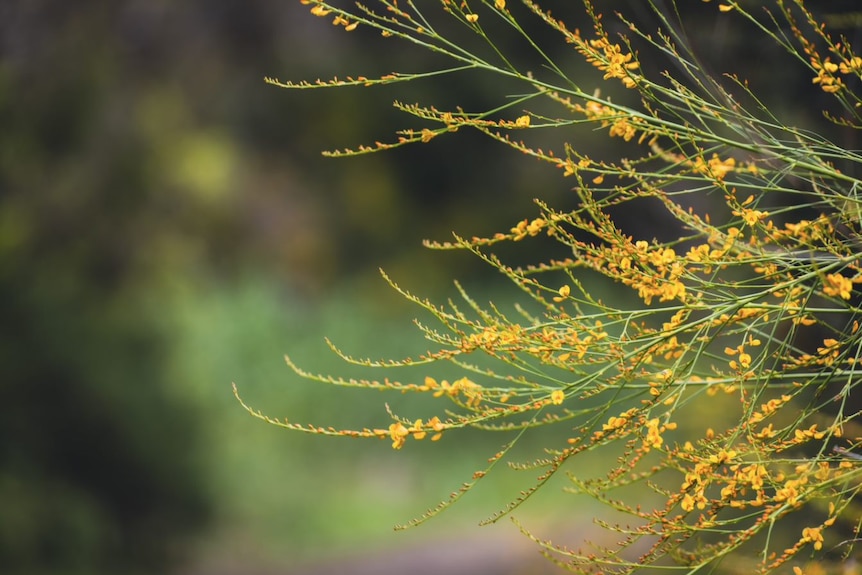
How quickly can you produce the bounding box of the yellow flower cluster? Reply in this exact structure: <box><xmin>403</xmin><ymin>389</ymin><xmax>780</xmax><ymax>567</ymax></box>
<box><xmin>809</xmin><ymin>52</ymin><xmax>862</xmax><ymax>93</ymax></box>
<box><xmin>724</xmin><ymin>339</ymin><xmax>760</xmax><ymax>372</ymax></box>
<box><xmin>823</xmin><ymin>273</ymin><xmax>853</xmax><ymax>300</ymax></box>
<box><xmin>425</xmin><ymin>376</ymin><xmax>484</xmax><ymax>408</ymax></box>
<box><xmin>692</xmin><ymin>153</ymin><xmax>736</xmax><ymax>181</ymax></box>
<box><xmin>303</xmin><ymin>1</ymin><xmax>359</xmax><ymax>31</ymax></box>
<box><xmin>800</xmin><ymin>526</ymin><xmax>824</xmax><ymax>551</ymax></box>
<box><xmin>574</xmin><ymin>100</ymin><xmax>649</xmax><ymax>143</ymax></box>
<box><xmin>461</xmin><ymin>324</ymin><xmax>524</xmax><ymax>352</ymax></box>
<box><xmin>584</xmin><ymin>239</ymin><xmax>688</xmax><ymax>305</ymax></box>
<box><xmin>643</xmin><ymin>417</ymin><xmax>672</xmax><ymax>451</ymax></box>
<box><xmin>585</xmin><ymin>37</ymin><xmax>640</xmax><ymax>88</ymax></box>
<box><xmin>812</xmin><ymin>59</ymin><xmax>843</xmax><ymax>93</ymax></box>
<box><xmin>747</xmin><ymin>394</ymin><xmax>791</xmax><ymax>426</ymax></box>
<box><xmin>598</xmin><ymin>408</ymin><xmax>638</xmax><ymax>437</ymax></box>
<box><xmin>509</xmin><ymin>217</ymin><xmax>547</xmax><ymax>240</ymax></box>
<box><xmin>387</xmin><ymin>415</ymin><xmax>445</xmax><ymax>449</ymax></box>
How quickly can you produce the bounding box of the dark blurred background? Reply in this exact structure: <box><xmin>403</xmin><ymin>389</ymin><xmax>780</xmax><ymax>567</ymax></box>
<box><xmin>1</xmin><ymin>2</ymin><xmax>859</xmax><ymax>574</ymax></box>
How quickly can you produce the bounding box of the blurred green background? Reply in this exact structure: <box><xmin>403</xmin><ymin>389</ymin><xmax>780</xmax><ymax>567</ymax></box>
<box><xmin>2</xmin><ymin>2</ymin><xmax>859</xmax><ymax>574</ymax></box>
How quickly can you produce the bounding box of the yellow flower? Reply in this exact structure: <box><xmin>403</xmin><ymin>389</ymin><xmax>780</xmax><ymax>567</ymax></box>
<box><xmin>708</xmin><ymin>154</ymin><xmax>736</xmax><ymax>180</ymax></box>
<box><xmin>389</xmin><ymin>422</ymin><xmax>410</xmax><ymax>449</ymax></box>
<box><xmin>801</xmin><ymin>526</ymin><xmax>824</xmax><ymax>550</ymax></box>
<box><xmin>708</xmin><ymin>448</ymin><xmax>737</xmax><ymax>465</ymax></box>
<box><xmin>407</xmin><ymin>419</ymin><xmax>425</xmax><ymax>441</ymax></box>
<box><xmin>427</xmin><ymin>416</ymin><xmax>444</xmax><ymax>441</ymax></box>
<box><xmin>514</xmin><ymin>115</ymin><xmax>530</xmax><ymax>128</ymax></box>
<box><xmin>681</xmin><ymin>493</ymin><xmax>696</xmax><ymax>512</ymax></box>
<box><xmin>465</xmin><ymin>13</ymin><xmax>479</xmax><ymax>23</ymax></box>
<box><xmin>840</xmin><ymin>56</ymin><xmax>862</xmax><ymax>73</ymax></box>
<box><xmin>609</xmin><ymin>118</ymin><xmax>637</xmax><ymax>141</ymax></box>
<box><xmin>494</xmin><ymin>0</ymin><xmax>506</xmax><ymax>10</ymax></box>
<box><xmin>553</xmin><ymin>284</ymin><xmax>571</xmax><ymax>302</ymax></box>
<box><xmin>644</xmin><ymin>418</ymin><xmax>663</xmax><ymax>450</ymax></box>
<box><xmin>740</xmin><ymin>208</ymin><xmax>766</xmax><ymax>226</ymax></box>
<box><xmin>587</xmin><ymin>37</ymin><xmax>640</xmax><ymax>88</ymax></box>
<box><xmin>812</xmin><ymin>59</ymin><xmax>843</xmax><ymax>93</ymax></box>
<box><xmin>550</xmin><ymin>390</ymin><xmax>565</xmax><ymax>405</ymax></box>
<box><xmin>823</xmin><ymin>273</ymin><xmax>853</xmax><ymax>300</ymax></box>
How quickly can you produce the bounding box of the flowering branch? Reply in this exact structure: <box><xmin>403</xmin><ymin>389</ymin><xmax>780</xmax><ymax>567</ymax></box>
<box><xmin>240</xmin><ymin>1</ymin><xmax>862</xmax><ymax>572</ymax></box>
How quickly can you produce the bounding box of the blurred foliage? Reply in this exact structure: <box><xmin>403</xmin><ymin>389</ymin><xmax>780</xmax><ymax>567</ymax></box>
<box><xmin>2</xmin><ymin>0</ymin><xmax>861</xmax><ymax>574</ymax></box>
<box><xmin>163</xmin><ymin>275</ymin><xmax>595</xmax><ymax>567</ymax></box>
<box><xmin>0</xmin><ymin>1</ymin><xmax>573</xmax><ymax>572</ymax></box>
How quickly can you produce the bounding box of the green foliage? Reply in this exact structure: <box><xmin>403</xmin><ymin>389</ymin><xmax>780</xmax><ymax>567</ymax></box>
<box><xmin>248</xmin><ymin>1</ymin><xmax>862</xmax><ymax>573</ymax></box>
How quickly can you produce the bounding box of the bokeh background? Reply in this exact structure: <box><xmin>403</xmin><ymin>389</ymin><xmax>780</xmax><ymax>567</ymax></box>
<box><xmin>2</xmin><ymin>2</ymin><xmax>859</xmax><ymax>574</ymax></box>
